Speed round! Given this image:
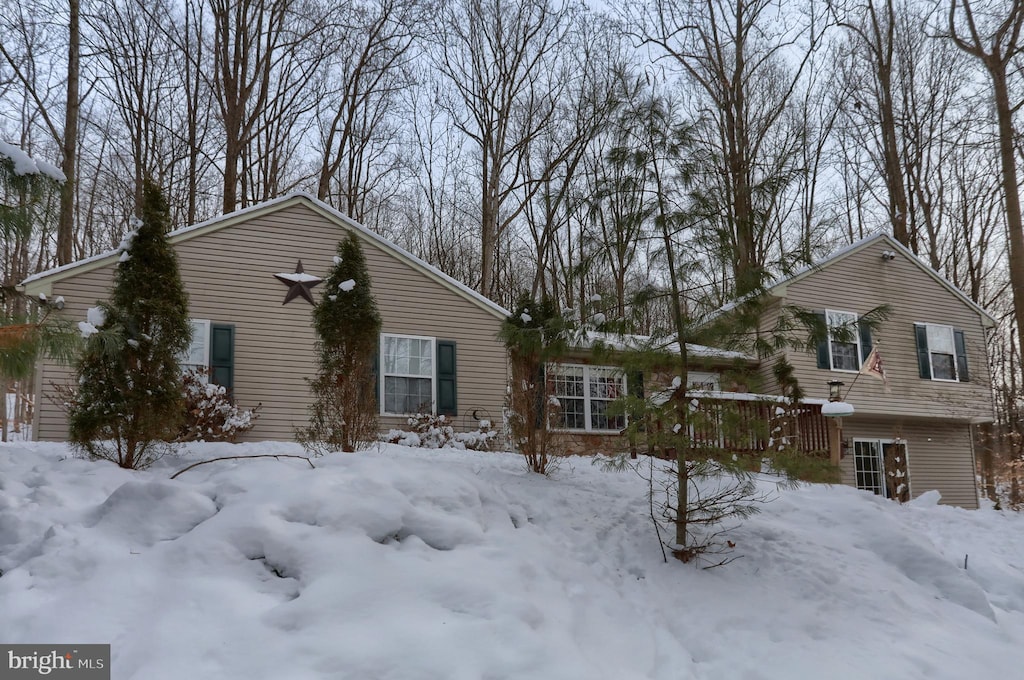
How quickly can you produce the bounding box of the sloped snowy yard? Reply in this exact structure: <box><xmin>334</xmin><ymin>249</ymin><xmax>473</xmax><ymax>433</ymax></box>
<box><xmin>1</xmin><ymin>442</ymin><xmax>1023</xmax><ymax>680</ymax></box>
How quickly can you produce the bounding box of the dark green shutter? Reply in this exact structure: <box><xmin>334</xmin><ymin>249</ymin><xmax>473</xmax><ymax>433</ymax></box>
<box><xmin>628</xmin><ymin>371</ymin><xmax>645</xmax><ymax>399</ymax></box>
<box><xmin>914</xmin><ymin>324</ymin><xmax>931</xmax><ymax>379</ymax></box>
<box><xmin>371</xmin><ymin>345</ymin><xmax>380</xmax><ymax>411</ymax></box>
<box><xmin>858</xmin><ymin>319</ymin><xmax>873</xmax><ymax>364</ymax></box>
<box><xmin>535</xmin><ymin>363</ymin><xmax>547</xmax><ymax>428</ymax></box>
<box><xmin>954</xmin><ymin>329</ymin><xmax>969</xmax><ymax>382</ymax></box>
<box><xmin>209</xmin><ymin>324</ymin><xmax>234</xmax><ymax>392</ymax></box>
<box><xmin>815</xmin><ymin>312</ymin><xmax>829</xmax><ymax>369</ymax></box>
<box><xmin>437</xmin><ymin>340</ymin><xmax>457</xmax><ymax>416</ymax></box>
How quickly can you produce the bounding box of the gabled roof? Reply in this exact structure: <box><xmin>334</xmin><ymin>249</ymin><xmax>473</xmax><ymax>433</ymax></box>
<box><xmin>20</xmin><ymin>192</ymin><xmax>511</xmax><ymax>320</ymax></box>
<box><xmin>726</xmin><ymin>232</ymin><xmax>996</xmax><ymax>328</ymax></box>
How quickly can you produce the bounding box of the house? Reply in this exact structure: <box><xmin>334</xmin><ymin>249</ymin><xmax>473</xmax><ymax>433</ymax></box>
<box><xmin>538</xmin><ymin>233</ymin><xmax>993</xmax><ymax>508</ymax></box>
<box><xmin>542</xmin><ymin>332</ymin><xmax>765</xmax><ymax>455</ymax></box>
<box><xmin>748</xmin><ymin>232</ymin><xmax>994</xmax><ymax>508</ymax></box>
<box><xmin>21</xmin><ymin>193</ymin><xmax>510</xmax><ymax>442</ymax></box>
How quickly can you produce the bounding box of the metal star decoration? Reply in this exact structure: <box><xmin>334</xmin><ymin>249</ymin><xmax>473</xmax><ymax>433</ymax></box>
<box><xmin>274</xmin><ymin>260</ymin><xmax>322</xmax><ymax>305</ymax></box>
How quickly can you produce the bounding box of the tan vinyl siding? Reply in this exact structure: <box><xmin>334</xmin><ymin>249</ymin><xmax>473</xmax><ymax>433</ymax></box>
<box><xmin>772</xmin><ymin>244</ymin><xmax>993</xmax><ymax>421</ymax></box>
<box><xmin>838</xmin><ymin>418</ymin><xmax>978</xmax><ymax>508</ymax></box>
<box><xmin>752</xmin><ymin>299</ymin><xmax>783</xmax><ymax>394</ymax></box>
<box><xmin>34</xmin><ymin>203</ymin><xmax>507</xmax><ymax>441</ymax></box>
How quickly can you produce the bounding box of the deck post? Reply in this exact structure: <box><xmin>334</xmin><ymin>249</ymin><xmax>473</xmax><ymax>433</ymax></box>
<box><xmin>828</xmin><ymin>417</ymin><xmax>843</xmax><ymax>468</ymax></box>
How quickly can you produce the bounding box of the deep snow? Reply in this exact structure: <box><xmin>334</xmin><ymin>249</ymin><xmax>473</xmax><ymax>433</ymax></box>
<box><xmin>1</xmin><ymin>442</ymin><xmax>1022</xmax><ymax>679</ymax></box>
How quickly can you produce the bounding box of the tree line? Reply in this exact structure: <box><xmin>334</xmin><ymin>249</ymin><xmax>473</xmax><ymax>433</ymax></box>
<box><xmin>3</xmin><ymin>0</ymin><xmax>1024</xmax><ymax>467</ymax></box>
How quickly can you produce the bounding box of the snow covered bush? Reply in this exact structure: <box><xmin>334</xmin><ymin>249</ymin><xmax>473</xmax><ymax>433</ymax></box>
<box><xmin>383</xmin><ymin>414</ymin><xmax>497</xmax><ymax>451</ymax></box>
<box><xmin>177</xmin><ymin>369</ymin><xmax>261</xmax><ymax>442</ymax></box>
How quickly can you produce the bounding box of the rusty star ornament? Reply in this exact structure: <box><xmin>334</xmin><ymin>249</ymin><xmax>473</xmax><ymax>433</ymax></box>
<box><xmin>274</xmin><ymin>260</ymin><xmax>322</xmax><ymax>305</ymax></box>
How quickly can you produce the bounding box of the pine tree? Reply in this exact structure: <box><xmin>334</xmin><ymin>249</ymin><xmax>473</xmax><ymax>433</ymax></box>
<box><xmin>298</xmin><ymin>232</ymin><xmax>381</xmax><ymax>453</ymax></box>
<box><xmin>69</xmin><ymin>179</ymin><xmax>191</xmax><ymax>468</ymax></box>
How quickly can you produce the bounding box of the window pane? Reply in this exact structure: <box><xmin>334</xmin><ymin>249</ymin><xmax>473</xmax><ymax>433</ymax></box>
<box><xmin>590</xmin><ymin>399</ymin><xmax>624</xmax><ymax>431</ymax></box>
<box><xmin>181</xmin><ymin>320</ymin><xmax>208</xmax><ymax>372</ymax></box>
<box><xmin>557</xmin><ymin>397</ymin><xmax>585</xmax><ymax>429</ymax></box>
<box><xmin>830</xmin><ymin>341</ymin><xmax>859</xmax><ymax>371</ymax></box>
<box><xmin>588</xmin><ymin>370</ymin><xmax>623</xmax><ymax>399</ymax></box>
<box><xmin>384</xmin><ymin>376</ymin><xmax>432</xmax><ymax>414</ymax></box>
<box><xmin>552</xmin><ymin>366</ymin><xmax>584</xmax><ymax>397</ymax></box>
<box><xmin>932</xmin><ymin>352</ymin><xmax>956</xmax><ymax>380</ymax></box>
<box><xmin>827</xmin><ymin>311</ymin><xmax>859</xmax><ymax>371</ymax></box>
<box><xmin>927</xmin><ymin>324</ymin><xmax>954</xmax><ymax>354</ymax></box>
<box><xmin>827</xmin><ymin>310</ymin><xmax>856</xmax><ymax>328</ymax></box>
<box><xmin>383</xmin><ymin>336</ymin><xmax>432</xmax><ymax>377</ymax></box>
<box><xmin>383</xmin><ymin>336</ymin><xmax>405</xmax><ymax>374</ymax></box>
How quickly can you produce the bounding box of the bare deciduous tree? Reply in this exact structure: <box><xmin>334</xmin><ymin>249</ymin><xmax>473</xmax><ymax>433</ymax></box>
<box><xmin>948</xmin><ymin>0</ymin><xmax>1024</xmax><ymax>371</ymax></box>
<box><xmin>434</xmin><ymin>0</ymin><xmax>573</xmax><ymax>298</ymax></box>
<box><xmin>207</xmin><ymin>0</ymin><xmax>326</xmax><ymax>212</ymax></box>
<box><xmin>314</xmin><ymin>0</ymin><xmax>417</xmax><ymax>225</ymax></box>
<box><xmin>632</xmin><ymin>0</ymin><xmax>825</xmax><ymax>296</ymax></box>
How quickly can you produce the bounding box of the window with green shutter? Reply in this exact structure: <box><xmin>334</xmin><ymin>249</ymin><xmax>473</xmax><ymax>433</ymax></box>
<box><xmin>817</xmin><ymin>309</ymin><xmax>867</xmax><ymax>372</ymax></box>
<box><xmin>914</xmin><ymin>323</ymin><xmax>969</xmax><ymax>382</ymax></box>
<box><xmin>373</xmin><ymin>335</ymin><xmax>460</xmax><ymax>416</ymax></box>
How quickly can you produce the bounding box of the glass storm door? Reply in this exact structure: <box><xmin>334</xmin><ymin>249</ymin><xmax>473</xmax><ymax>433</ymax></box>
<box><xmin>853</xmin><ymin>440</ymin><xmax>886</xmax><ymax>497</ymax></box>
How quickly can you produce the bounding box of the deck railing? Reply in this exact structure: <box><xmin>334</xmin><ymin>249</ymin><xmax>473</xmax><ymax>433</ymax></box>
<box><xmin>651</xmin><ymin>392</ymin><xmax>830</xmax><ymax>457</ymax></box>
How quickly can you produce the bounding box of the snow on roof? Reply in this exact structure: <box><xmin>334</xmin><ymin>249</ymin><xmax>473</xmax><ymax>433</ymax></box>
<box><xmin>21</xmin><ymin>192</ymin><xmax>511</xmax><ymax>320</ymax></box>
<box><xmin>0</xmin><ymin>141</ymin><xmax>66</xmax><ymax>182</ymax></box>
<box><xmin>649</xmin><ymin>388</ymin><xmax>828</xmax><ymax>407</ymax></box>
<box><xmin>569</xmin><ymin>330</ymin><xmax>755</xmax><ymax>362</ymax></box>
<box><xmin>716</xmin><ymin>231</ymin><xmax>996</xmax><ymax>327</ymax></box>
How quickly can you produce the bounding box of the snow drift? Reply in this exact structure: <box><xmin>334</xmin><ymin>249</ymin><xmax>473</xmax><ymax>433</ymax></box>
<box><xmin>1</xmin><ymin>442</ymin><xmax>1022</xmax><ymax>680</ymax></box>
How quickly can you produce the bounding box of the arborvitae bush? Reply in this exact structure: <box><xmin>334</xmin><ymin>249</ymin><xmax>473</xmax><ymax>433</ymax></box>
<box><xmin>297</xmin><ymin>232</ymin><xmax>381</xmax><ymax>454</ymax></box>
<box><xmin>68</xmin><ymin>180</ymin><xmax>191</xmax><ymax>469</ymax></box>
<box><xmin>499</xmin><ymin>294</ymin><xmax>572</xmax><ymax>473</ymax></box>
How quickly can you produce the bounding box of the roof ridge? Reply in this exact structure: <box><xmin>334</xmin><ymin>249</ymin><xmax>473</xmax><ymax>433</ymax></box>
<box><xmin>20</xmin><ymin>192</ymin><xmax>511</xmax><ymax>320</ymax></box>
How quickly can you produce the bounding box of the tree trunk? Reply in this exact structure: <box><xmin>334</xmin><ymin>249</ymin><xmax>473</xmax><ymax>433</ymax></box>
<box><xmin>991</xmin><ymin>66</ymin><xmax>1024</xmax><ymax>371</ymax></box>
<box><xmin>57</xmin><ymin>0</ymin><xmax>80</xmax><ymax>265</ymax></box>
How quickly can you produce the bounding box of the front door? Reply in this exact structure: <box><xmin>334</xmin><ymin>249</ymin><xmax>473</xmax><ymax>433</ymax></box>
<box><xmin>853</xmin><ymin>439</ymin><xmax>910</xmax><ymax>502</ymax></box>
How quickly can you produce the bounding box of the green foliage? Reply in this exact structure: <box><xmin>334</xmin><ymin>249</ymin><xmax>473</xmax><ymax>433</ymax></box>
<box><xmin>499</xmin><ymin>293</ymin><xmax>574</xmax><ymax>473</ymax></box>
<box><xmin>0</xmin><ymin>146</ymin><xmax>70</xmax><ymax>389</ymax></box>
<box><xmin>0</xmin><ymin>302</ymin><xmax>79</xmax><ymax>382</ymax></box>
<box><xmin>68</xmin><ymin>180</ymin><xmax>191</xmax><ymax>469</ymax></box>
<box><xmin>298</xmin><ymin>233</ymin><xmax>382</xmax><ymax>454</ymax></box>
<box><xmin>0</xmin><ymin>148</ymin><xmax>61</xmax><ymax>245</ymax></box>
<box><xmin>608</xmin><ymin>276</ymin><xmax>869</xmax><ymax>560</ymax></box>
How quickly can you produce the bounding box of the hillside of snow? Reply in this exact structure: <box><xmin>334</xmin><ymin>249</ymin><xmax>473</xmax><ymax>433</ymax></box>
<box><xmin>1</xmin><ymin>442</ymin><xmax>1023</xmax><ymax>680</ymax></box>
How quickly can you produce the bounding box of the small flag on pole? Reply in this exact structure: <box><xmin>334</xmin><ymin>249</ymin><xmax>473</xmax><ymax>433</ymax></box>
<box><xmin>860</xmin><ymin>345</ymin><xmax>891</xmax><ymax>393</ymax></box>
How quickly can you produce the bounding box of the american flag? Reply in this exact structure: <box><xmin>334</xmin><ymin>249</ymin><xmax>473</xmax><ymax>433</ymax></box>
<box><xmin>859</xmin><ymin>346</ymin><xmax>891</xmax><ymax>393</ymax></box>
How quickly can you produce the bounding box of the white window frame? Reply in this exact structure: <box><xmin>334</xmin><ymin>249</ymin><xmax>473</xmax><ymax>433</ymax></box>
<box><xmin>825</xmin><ymin>309</ymin><xmax>861</xmax><ymax>373</ymax></box>
<box><xmin>548</xmin><ymin>363</ymin><xmax>627</xmax><ymax>433</ymax></box>
<box><xmin>924</xmin><ymin>323</ymin><xmax>959</xmax><ymax>382</ymax></box>
<box><xmin>852</xmin><ymin>438</ymin><xmax>911</xmax><ymax>499</ymax></box>
<box><xmin>181</xmin><ymin>318</ymin><xmax>211</xmax><ymax>375</ymax></box>
<box><xmin>380</xmin><ymin>333</ymin><xmax>436</xmax><ymax>416</ymax></box>
<box><xmin>688</xmin><ymin>371</ymin><xmax>720</xmax><ymax>391</ymax></box>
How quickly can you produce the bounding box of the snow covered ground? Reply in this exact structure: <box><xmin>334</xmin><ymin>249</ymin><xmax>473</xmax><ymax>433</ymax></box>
<box><xmin>1</xmin><ymin>442</ymin><xmax>1023</xmax><ymax>680</ymax></box>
